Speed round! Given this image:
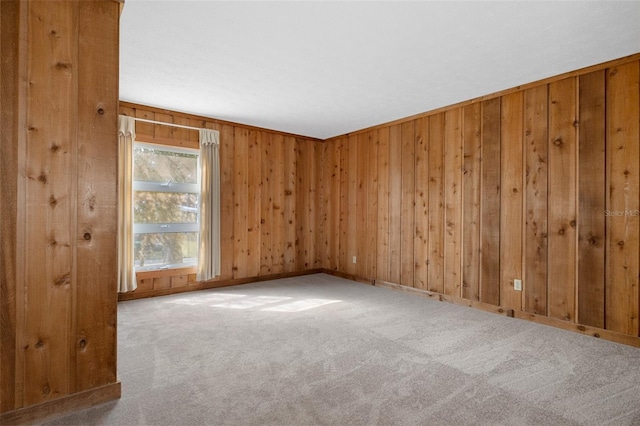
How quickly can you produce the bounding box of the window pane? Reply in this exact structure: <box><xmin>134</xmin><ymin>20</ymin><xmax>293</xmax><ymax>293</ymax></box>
<box><xmin>134</xmin><ymin>232</ymin><xmax>198</xmax><ymax>270</ymax></box>
<box><xmin>134</xmin><ymin>146</ymin><xmax>198</xmax><ymax>184</ymax></box>
<box><xmin>134</xmin><ymin>191</ymin><xmax>198</xmax><ymax>224</ymax></box>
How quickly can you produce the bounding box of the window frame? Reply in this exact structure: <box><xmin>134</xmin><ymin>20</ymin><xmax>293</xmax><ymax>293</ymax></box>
<box><xmin>132</xmin><ymin>141</ymin><xmax>201</xmax><ymax>272</ymax></box>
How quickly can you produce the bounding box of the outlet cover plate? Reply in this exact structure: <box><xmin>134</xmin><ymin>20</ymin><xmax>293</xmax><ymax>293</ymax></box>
<box><xmin>514</xmin><ymin>279</ymin><xmax>522</xmax><ymax>291</ymax></box>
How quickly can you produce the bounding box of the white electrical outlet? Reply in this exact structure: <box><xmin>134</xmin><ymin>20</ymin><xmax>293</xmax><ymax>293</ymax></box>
<box><xmin>514</xmin><ymin>279</ymin><xmax>522</xmax><ymax>291</ymax></box>
<box><xmin>352</xmin><ymin>256</ymin><xmax>357</xmax><ymax>264</ymax></box>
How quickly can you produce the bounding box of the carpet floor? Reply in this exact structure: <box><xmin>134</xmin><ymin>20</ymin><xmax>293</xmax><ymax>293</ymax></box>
<box><xmin>44</xmin><ymin>273</ymin><xmax>640</xmax><ymax>426</ymax></box>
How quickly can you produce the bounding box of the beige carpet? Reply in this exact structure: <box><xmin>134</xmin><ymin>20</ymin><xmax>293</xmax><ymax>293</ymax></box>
<box><xmin>45</xmin><ymin>274</ymin><xmax>640</xmax><ymax>425</ymax></box>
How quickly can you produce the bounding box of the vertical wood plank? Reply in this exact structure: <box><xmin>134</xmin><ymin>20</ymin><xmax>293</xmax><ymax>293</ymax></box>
<box><xmin>316</xmin><ymin>142</ymin><xmax>327</xmax><ymax>269</ymax></box>
<box><xmin>23</xmin><ymin>1</ymin><xmax>76</xmax><ymax>404</ymax></box>
<box><xmin>134</xmin><ymin>109</ymin><xmax>154</xmax><ymax>139</ymax></box>
<box><xmin>523</xmin><ymin>85</ymin><xmax>549</xmax><ymax>315</ymax></box>
<box><xmin>462</xmin><ymin>103</ymin><xmax>481</xmax><ymax>301</ymax></box>
<box><xmin>283</xmin><ymin>136</ymin><xmax>297</xmax><ymax>273</ymax></box>
<box><xmin>260</xmin><ymin>133</ymin><xmax>272</xmax><ymax>275</ymax></box>
<box><xmin>366</xmin><ymin>131</ymin><xmax>379</xmax><ymax>279</ymax></box>
<box><xmin>376</xmin><ymin>128</ymin><xmax>390</xmax><ymax>282</ymax></box>
<box><xmin>270</xmin><ymin>134</ymin><xmax>285</xmax><ymax>274</ymax></box>
<box><xmin>356</xmin><ymin>133</ymin><xmax>368</xmax><ymax>277</ymax></box>
<box><xmin>500</xmin><ymin>92</ymin><xmax>523</xmax><ymax>311</ymax></box>
<box><xmin>548</xmin><ymin>78</ymin><xmax>577</xmax><ymax>321</ymax></box>
<box><xmin>606</xmin><ymin>62</ymin><xmax>640</xmax><ymax>335</ymax></box>
<box><xmin>329</xmin><ymin>140</ymin><xmax>341</xmax><ymax>271</ymax></box>
<box><xmin>338</xmin><ymin>137</ymin><xmax>349</xmax><ymax>272</ymax></box>
<box><xmin>578</xmin><ymin>70</ymin><xmax>606</xmax><ymax>328</ymax></box>
<box><xmin>414</xmin><ymin>118</ymin><xmax>429</xmax><ymax>290</ymax></box>
<box><xmin>75</xmin><ymin>0</ymin><xmax>118</xmax><ymax>392</ymax></box>
<box><xmin>296</xmin><ymin>140</ymin><xmax>310</xmax><ymax>269</ymax></box>
<box><xmin>308</xmin><ymin>141</ymin><xmax>318</xmax><ymax>269</ymax></box>
<box><xmin>346</xmin><ymin>134</ymin><xmax>358</xmax><ymax>275</ymax></box>
<box><xmin>428</xmin><ymin>114</ymin><xmax>444</xmax><ymax>293</ymax></box>
<box><xmin>388</xmin><ymin>125</ymin><xmax>402</xmax><ymax>284</ymax></box>
<box><xmin>1</xmin><ymin>0</ymin><xmax>21</xmax><ymax>410</ymax></box>
<box><xmin>246</xmin><ymin>131</ymin><xmax>262</xmax><ymax>276</ymax></box>
<box><xmin>172</xmin><ymin>115</ymin><xmax>192</xmax><ymax>143</ymax></box>
<box><xmin>153</xmin><ymin>112</ymin><xmax>172</xmax><ymax>140</ymax></box>
<box><xmin>219</xmin><ymin>124</ymin><xmax>235</xmax><ymax>280</ymax></box>
<box><xmin>480</xmin><ymin>98</ymin><xmax>501</xmax><ymax>305</ymax></box>
<box><xmin>444</xmin><ymin>109</ymin><xmax>463</xmax><ymax>297</ymax></box>
<box><xmin>401</xmin><ymin>121</ymin><xmax>415</xmax><ymax>286</ymax></box>
<box><xmin>233</xmin><ymin>128</ymin><xmax>249</xmax><ymax>278</ymax></box>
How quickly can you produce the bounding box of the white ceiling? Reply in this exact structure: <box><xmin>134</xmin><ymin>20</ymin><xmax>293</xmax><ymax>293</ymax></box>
<box><xmin>120</xmin><ymin>1</ymin><xmax>640</xmax><ymax>140</ymax></box>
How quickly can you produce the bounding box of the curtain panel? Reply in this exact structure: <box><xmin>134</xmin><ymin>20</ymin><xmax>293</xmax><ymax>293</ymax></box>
<box><xmin>117</xmin><ymin>115</ymin><xmax>137</xmax><ymax>293</ymax></box>
<box><xmin>197</xmin><ymin>129</ymin><xmax>221</xmax><ymax>281</ymax></box>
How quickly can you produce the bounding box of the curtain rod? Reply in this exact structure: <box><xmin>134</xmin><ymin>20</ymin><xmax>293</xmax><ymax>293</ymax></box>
<box><xmin>133</xmin><ymin>117</ymin><xmax>204</xmax><ymax>132</ymax></box>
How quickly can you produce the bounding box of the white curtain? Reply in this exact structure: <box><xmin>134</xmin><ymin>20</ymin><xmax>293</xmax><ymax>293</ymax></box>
<box><xmin>117</xmin><ymin>115</ymin><xmax>137</xmax><ymax>293</ymax></box>
<box><xmin>197</xmin><ymin>129</ymin><xmax>221</xmax><ymax>281</ymax></box>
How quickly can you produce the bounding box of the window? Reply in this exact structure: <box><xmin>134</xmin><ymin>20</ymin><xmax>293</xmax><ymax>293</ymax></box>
<box><xmin>133</xmin><ymin>143</ymin><xmax>199</xmax><ymax>271</ymax></box>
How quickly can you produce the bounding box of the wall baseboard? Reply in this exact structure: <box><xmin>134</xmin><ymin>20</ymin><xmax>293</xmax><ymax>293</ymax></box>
<box><xmin>369</xmin><ymin>276</ymin><xmax>640</xmax><ymax>349</ymax></box>
<box><xmin>0</xmin><ymin>381</ymin><xmax>121</xmax><ymax>425</ymax></box>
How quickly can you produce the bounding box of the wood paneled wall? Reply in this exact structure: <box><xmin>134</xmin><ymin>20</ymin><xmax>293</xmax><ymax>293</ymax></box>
<box><xmin>1</xmin><ymin>0</ymin><xmax>121</xmax><ymax>418</ymax></box>
<box><xmin>319</xmin><ymin>57</ymin><xmax>640</xmax><ymax>339</ymax></box>
<box><xmin>118</xmin><ymin>102</ymin><xmax>323</xmax><ymax>296</ymax></box>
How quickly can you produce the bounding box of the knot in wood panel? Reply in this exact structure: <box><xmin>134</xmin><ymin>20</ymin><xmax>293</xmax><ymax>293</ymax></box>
<box><xmin>54</xmin><ymin>272</ymin><xmax>71</xmax><ymax>286</ymax></box>
<box><xmin>55</xmin><ymin>62</ymin><xmax>72</xmax><ymax>70</ymax></box>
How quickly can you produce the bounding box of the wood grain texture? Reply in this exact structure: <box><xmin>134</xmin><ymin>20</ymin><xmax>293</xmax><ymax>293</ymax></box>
<box><xmin>428</xmin><ymin>114</ymin><xmax>444</xmax><ymax>294</ymax></box>
<box><xmin>388</xmin><ymin>125</ymin><xmax>402</xmax><ymax>284</ymax></box>
<box><xmin>307</xmin><ymin>141</ymin><xmax>318</xmax><ymax>269</ymax></box>
<box><xmin>356</xmin><ymin>133</ymin><xmax>369</xmax><ymax>278</ymax></box>
<box><xmin>260</xmin><ymin>133</ymin><xmax>273</xmax><ymax>275</ymax></box>
<box><xmin>523</xmin><ymin>85</ymin><xmax>548</xmax><ymax>316</ymax></box>
<box><xmin>480</xmin><ymin>98</ymin><xmax>501</xmax><ymax>306</ymax></box>
<box><xmin>1</xmin><ymin>0</ymin><xmax>21</xmax><ymax>411</ymax></box>
<box><xmin>377</xmin><ymin>128</ymin><xmax>390</xmax><ymax>282</ymax></box>
<box><xmin>578</xmin><ymin>71</ymin><xmax>606</xmax><ymax>328</ymax></box>
<box><xmin>414</xmin><ymin>117</ymin><xmax>429</xmax><ymax>290</ymax></box>
<box><xmin>400</xmin><ymin>121</ymin><xmax>415</xmax><ymax>287</ymax></box>
<box><xmin>283</xmin><ymin>136</ymin><xmax>297</xmax><ymax>273</ymax></box>
<box><xmin>247</xmin><ymin>131</ymin><xmax>262</xmax><ymax>276</ymax></box>
<box><xmin>328</xmin><ymin>140</ymin><xmax>341</xmax><ymax>271</ymax></box>
<box><xmin>75</xmin><ymin>0</ymin><xmax>119</xmax><ymax>392</ymax></box>
<box><xmin>500</xmin><ymin>92</ymin><xmax>524</xmax><ymax>311</ymax></box>
<box><xmin>23</xmin><ymin>1</ymin><xmax>76</xmax><ymax>404</ymax></box>
<box><xmin>366</xmin><ymin>131</ymin><xmax>379</xmax><ymax>279</ymax></box>
<box><xmin>346</xmin><ymin>135</ymin><xmax>358</xmax><ymax>275</ymax></box>
<box><xmin>1</xmin><ymin>0</ymin><xmax>120</xmax><ymax>415</ymax></box>
<box><xmin>316</xmin><ymin>142</ymin><xmax>328</xmax><ymax>269</ymax></box>
<box><xmin>444</xmin><ymin>109</ymin><xmax>463</xmax><ymax>297</ymax></box>
<box><xmin>233</xmin><ymin>128</ymin><xmax>249</xmax><ymax>279</ymax></box>
<box><xmin>219</xmin><ymin>124</ymin><xmax>235</xmax><ymax>280</ymax></box>
<box><xmin>548</xmin><ymin>78</ymin><xmax>577</xmax><ymax>322</ymax></box>
<box><xmin>338</xmin><ymin>137</ymin><xmax>349</xmax><ymax>272</ymax></box>
<box><xmin>462</xmin><ymin>104</ymin><xmax>481</xmax><ymax>301</ymax></box>
<box><xmin>270</xmin><ymin>134</ymin><xmax>285</xmax><ymax>274</ymax></box>
<box><xmin>606</xmin><ymin>62</ymin><xmax>640</xmax><ymax>336</ymax></box>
